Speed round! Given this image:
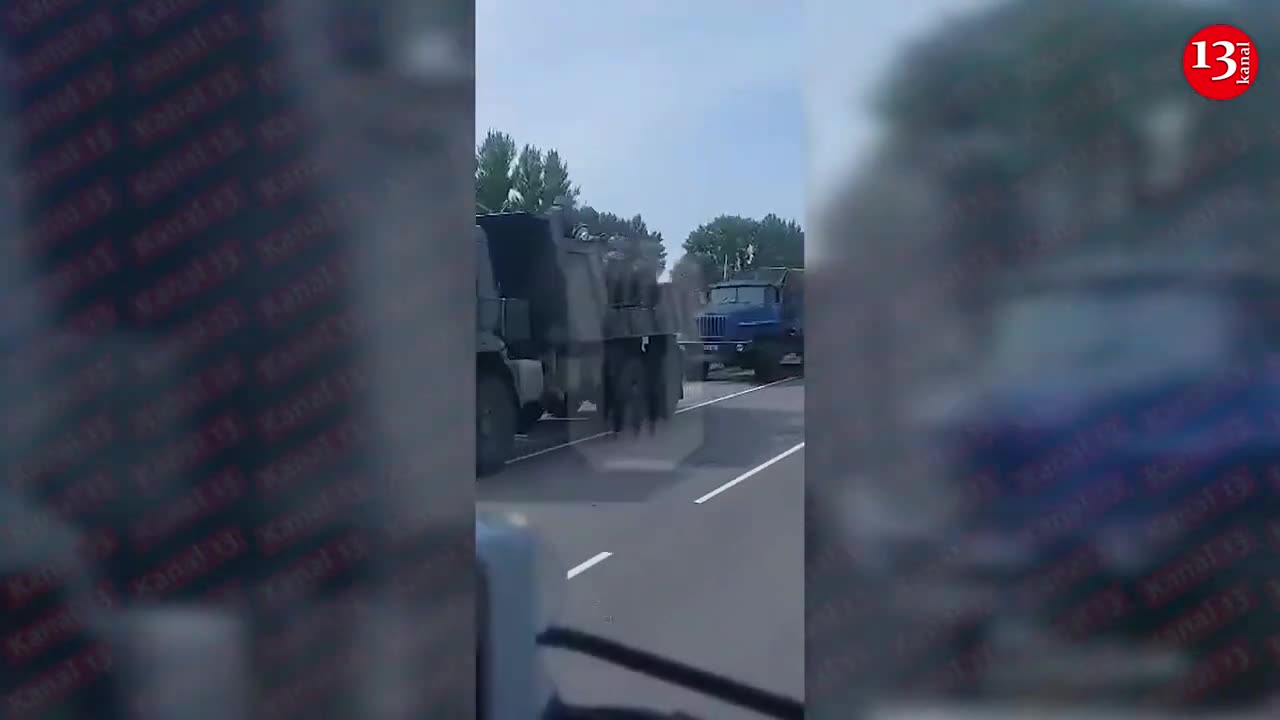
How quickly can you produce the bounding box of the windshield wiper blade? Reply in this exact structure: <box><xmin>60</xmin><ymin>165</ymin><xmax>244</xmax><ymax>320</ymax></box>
<box><xmin>537</xmin><ymin>626</ymin><xmax>804</xmax><ymax>719</ymax></box>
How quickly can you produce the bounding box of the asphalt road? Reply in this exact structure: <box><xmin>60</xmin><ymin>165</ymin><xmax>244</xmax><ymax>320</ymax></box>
<box><xmin>477</xmin><ymin>371</ymin><xmax>805</xmax><ymax>718</ymax></box>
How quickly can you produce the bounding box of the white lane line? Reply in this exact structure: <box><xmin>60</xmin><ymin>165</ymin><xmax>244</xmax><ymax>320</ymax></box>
<box><xmin>508</xmin><ymin>430</ymin><xmax>612</xmax><ymax>463</ymax></box>
<box><xmin>566</xmin><ymin>551</ymin><xmax>612</xmax><ymax>579</ymax></box>
<box><xmin>674</xmin><ymin>376</ymin><xmax>796</xmax><ymax>414</ymax></box>
<box><xmin>505</xmin><ymin>376</ymin><xmax>798</xmax><ymax>464</ymax></box>
<box><xmin>693</xmin><ymin>442</ymin><xmax>805</xmax><ymax>505</ymax></box>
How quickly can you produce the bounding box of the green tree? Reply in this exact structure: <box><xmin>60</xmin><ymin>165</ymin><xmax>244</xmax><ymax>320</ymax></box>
<box><xmin>541</xmin><ymin>149</ymin><xmax>580</xmax><ymax>211</ymax></box>
<box><xmin>620</xmin><ymin>214</ymin><xmax>667</xmax><ymax>276</ymax></box>
<box><xmin>576</xmin><ymin>206</ymin><xmax>667</xmax><ymax>276</ymax></box>
<box><xmin>681</xmin><ymin>215</ymin><xmax>759</xmax><ymax>281</ymax></box>
<box><xmin>670</xmin><ymin>252</ymin><xmax>714</xmax><ymax>291</ymax></box>
<box><xmin>751</xmin><ymin>213</ymin><xmax>805</xmax><ymax>268</ymax></box>
<box><xmin>511</xmin><ymin>145</ymin><xmax>546</xmax><ymax>212</ymax></box>
<box><xmin>576</xmin><ymin>206</ymin><xmax>625</xmax><ymax>238</ymax></box>
<box><xmin>473</xmin><ymin>131</ymin><xmax>668</xmax><ymax>273</ymax></box>
<box><xmin>683</xmin><ymin>214</ymin><xmax>804</xmax><ymax>281</ymax></box>
<box><xmin>646</xmin><ymin>231</ymin><xmax>668</xmax><ymax>277</ymax></box>
<box><xmin>475</xmin><ymin>129</ymin><xmax>516</xmax><ymax>212</ymax></box>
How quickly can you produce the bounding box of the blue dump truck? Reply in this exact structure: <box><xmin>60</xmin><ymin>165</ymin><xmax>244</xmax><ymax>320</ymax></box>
<box><xmin>681</xmin><ymin>267</ymin><xmax>804</xmax><ymax>382</ymax></box>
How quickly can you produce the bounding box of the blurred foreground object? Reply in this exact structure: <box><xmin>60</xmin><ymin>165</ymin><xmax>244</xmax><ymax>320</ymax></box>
<box><xmin>807</xmin><ymin>0</ymin><xmax>1280</xmax><ymax>716</ymax></box>
<box><xmin>0</xmin><ymin>0</ymin><xmax>475</xmax><ymax>717</ymax></box>
<box><xmin>476</xmin><ymin>513</ymin><xmax>805</xmax><ymax>719</ymax></box>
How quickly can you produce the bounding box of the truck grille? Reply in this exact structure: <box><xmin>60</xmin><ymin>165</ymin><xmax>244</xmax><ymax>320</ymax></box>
<box><xmin>697</xmin><ymin>314</ymin><xmax>726</xmax><ymax>338</ymax></box>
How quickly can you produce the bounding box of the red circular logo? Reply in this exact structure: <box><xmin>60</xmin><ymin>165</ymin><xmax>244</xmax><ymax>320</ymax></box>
<box><xmin>1184</xmin><ymin>25</ymin><xmax>1256</xmax><ymax>100</ymax></box>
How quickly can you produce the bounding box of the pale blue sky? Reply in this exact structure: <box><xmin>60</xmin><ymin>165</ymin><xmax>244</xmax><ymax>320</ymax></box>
<box><xmin>476</xmin><ymin>1</ymin><xmax>992</xmax><ymax>267</ymax></box>
<box><xmin>476</xmin><ymin>1</ymin><xmax>805</xmax><ymax>268</ymax></box>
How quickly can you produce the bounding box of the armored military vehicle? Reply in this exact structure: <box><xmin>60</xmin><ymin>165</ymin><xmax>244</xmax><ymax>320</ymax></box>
<box><xmin>475</xmin><ymin>208</ymin><xmax>683</xmax><ymax>474</ymax></box>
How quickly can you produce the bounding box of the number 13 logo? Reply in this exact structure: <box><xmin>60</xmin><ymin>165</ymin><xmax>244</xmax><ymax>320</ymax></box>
<box><xmin>1184</xmin><ymin>24</ymin><xmax>1256</xmax><ymax>100</ymax></box>
<box><xmin>1192</xmin><ymin>40</ymin><xmax>1243</xmax><ymax>81</ymax></box>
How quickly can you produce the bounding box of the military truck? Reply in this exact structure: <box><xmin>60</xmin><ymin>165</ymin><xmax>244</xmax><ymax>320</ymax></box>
<box><xmin>681</xmin><ymin>267</ymin><xmax>804</xmax><ymax>382</ymax></box>
<box><xmin>474</xmin><ymin>209</ymin><xmax>684</xmax><ymax>475</ymax></box>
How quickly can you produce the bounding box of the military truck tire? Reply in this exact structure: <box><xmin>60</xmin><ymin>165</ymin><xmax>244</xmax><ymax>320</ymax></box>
<box><xmin>608</xmin><ymin>352</ymin><xmax>647</xmax><ymax>433</ymax></box>
<box><xmin>687</xmin><ymin>361</ymin><xmax>710</xmax><ymax>382</ymax></box>
<box><xmin>545</xmin><ymin>395</ymin><xmax>566</xmax><ymax>418</ymax></box>
<box><xmin>477</xmin><ymin>371</ymin><xmax>517</xmax><ymax>476</ymax></box>
<box><xmin>546</xmin><ymin>393</ymin><xmax>579</xmax><ymax>419</ymax></box>
<box><xmin>516</xmin><ymin>402</ymin><xmax>544</xmax><ymax>433</ymax></box>
<box><xmin>656</xmin><ymin>344</ymin><xmax>683</xmax><ymax>419</ymax></box>
<box><xmin>754</xmin><ymin>348</ymin><xmax>783</xmax><ymax>383</ymax></box>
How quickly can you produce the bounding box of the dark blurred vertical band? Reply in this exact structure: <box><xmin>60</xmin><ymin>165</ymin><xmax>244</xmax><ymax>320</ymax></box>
<box><xmin>0</xmin><ymin>0</ymin><xmax>476</xmax><ymax>716</ymax></box>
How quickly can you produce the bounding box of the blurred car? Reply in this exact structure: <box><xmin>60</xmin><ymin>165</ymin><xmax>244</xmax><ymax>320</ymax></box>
<box><xmin>908</xmin><ymin>252</ymin><xmax>1280</xmax><ymax>707</ymax></box>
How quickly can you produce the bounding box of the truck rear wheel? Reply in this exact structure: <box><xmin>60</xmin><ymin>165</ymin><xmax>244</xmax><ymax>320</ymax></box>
<box><xmin>754</xmin><ymin>350</ymin><xmax>782</xmax><ymax>382</ymax></box>
<box><xmin>546</xmin><ymin>393</ymin><xmax>581</xmax><ymax>419</ymax></box>
<box><xmin>650</xmin><ymin>343</ymin><xmax>682</xmax><ymax>420</ymax></box>
<box><xmin>516</xmin><ymin>401</ymin><xmax>544</xmax><ymax>434</ymax></box>
<box><xmin>608</xmin><ymin>352</ymin><xmax>647</xmax><ymax>433</ymax></box>
<box><xmin>477</xmin><ymin>371</ymin><xmax>517</xmax><ymax>476</ymax></box>
<box><xmin>686</xmin><ymin>360</ymin><xmax>709</xmax><ymax>382</ymax></box>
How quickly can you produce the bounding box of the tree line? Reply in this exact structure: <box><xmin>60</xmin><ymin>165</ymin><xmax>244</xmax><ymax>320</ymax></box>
<box><xmin>673</xmin><ymin>214</ymin><xmax>804</xmax><ymax>290</ymax></box>
<box><xmin>475</xmin><ymin>128</ymin><xmax>803</xmax><ymax>286</ymax></box>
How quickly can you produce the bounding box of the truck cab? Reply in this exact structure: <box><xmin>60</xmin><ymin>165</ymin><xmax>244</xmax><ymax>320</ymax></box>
<box><xmin>476</xmin><ymin>224</ymin><xmax>545</xmax><ymax>475</ymax></box>
<box><xmin>682</xmin><ymin>267</ymin><xmax>803</xmax><ymax>381</ymax></box>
